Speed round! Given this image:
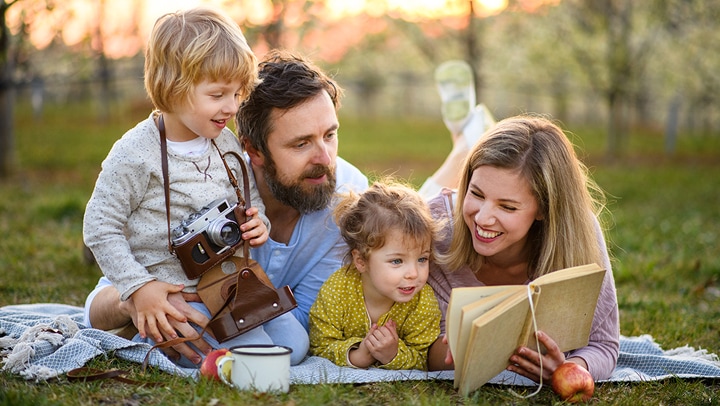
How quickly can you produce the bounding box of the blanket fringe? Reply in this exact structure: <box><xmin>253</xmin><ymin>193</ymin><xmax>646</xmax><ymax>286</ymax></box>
<box><xmin>21</xmin><ymin>365</ymin><xmax>57</xmax><ymax>381</ymax></box>
<box><xmin>3</xmin><ymin>342</ymin><xmax>35</xmax><ymax>373</ymax></box>
<box><xmin>665</xmin><ymin>345</ymin><xmax>720</xmax><ymax>364</ymax></box>
<box><xmin>1</xmin><ymin>315</ymin><xmax>79</xmax><ymax>378</ymax></box>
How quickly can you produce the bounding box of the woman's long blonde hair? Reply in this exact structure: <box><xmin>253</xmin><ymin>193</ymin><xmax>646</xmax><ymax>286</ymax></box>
<box><xmin>441</xmin><ymin>115</ymin><xmax>607</xmax><ymax>280</ymax></box>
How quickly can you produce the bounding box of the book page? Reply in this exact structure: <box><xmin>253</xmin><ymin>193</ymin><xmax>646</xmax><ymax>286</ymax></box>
<box><xmin>448</xmin><ymin>263</ymin><xmax>605</xmax><ymax>395</ymax></box>
<box><xmin>457</xmin><ymin>289</ymin><xmax>532</xmax><ymax>395</ymax></box>
<box><xmin>447</xmin><ymin>286</ymin><xmax>513</xmax><ymax>360</ymax></box>
<box><xmin>532</xmin><ymin>263</ymin><xmax>603</xmax><ymax>284</ymax></box>
<box><xmin>453</xmin><ymin>288</ymin><xmax>520</xmax><ymax>385</ymax></box>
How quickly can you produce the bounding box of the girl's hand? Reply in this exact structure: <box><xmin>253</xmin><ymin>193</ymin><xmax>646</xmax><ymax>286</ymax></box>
<box><xmin>365</xmin><ymin>319</ymin><xmax>399</xmax><ymax>365</ymax></box>
<box><xmin>241</xmin><ymin>207</ymin><xmax>269</xmax><ymax>246</ymax></box>
<box><xmin>507</xmin><ymin>330</ymin><xmax>567</xmax><ymax>383</ymax></box>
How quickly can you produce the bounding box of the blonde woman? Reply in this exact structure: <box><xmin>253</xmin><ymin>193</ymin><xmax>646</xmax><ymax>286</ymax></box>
<box><xmin>426</xmin><ymin>115</ymin><xmax>619</xmax><ymax>383</ymax></box>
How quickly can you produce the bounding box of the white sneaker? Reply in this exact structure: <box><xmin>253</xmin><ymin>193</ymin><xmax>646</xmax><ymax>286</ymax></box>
<box><xmin>435</xmin><ymin>60</ymin><xmax>476</xmax><ymax>136</ymax></box>
<box><xmin>461</xmin><ymin>103</ymin><xmax>496</xmax><ymax>148</ymax></box>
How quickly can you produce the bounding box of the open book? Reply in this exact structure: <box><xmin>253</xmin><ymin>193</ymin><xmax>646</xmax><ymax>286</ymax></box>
<box><xmin>447</xmin><ymin>263</ymin><xmax>606</xmax><ymax>396</ymax></box>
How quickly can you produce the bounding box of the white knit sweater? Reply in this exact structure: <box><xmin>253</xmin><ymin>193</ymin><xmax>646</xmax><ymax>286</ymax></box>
<box><xmin>83</xmin><ymin>114</ymin><xmax>268</xmax><ymax>301</ymax></box>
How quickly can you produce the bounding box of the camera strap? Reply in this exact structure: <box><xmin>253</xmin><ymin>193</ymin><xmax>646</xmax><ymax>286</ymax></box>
<box><xmin>210</xmin><ymin>141</ymin><xmax>253</xmax><ymax>260</ymax></box>
<box><xmin>158</xmin><ymin>114</ymin><xmax>173</xmax><ymax>254</ymax></box>
<box><xmin>158</xmin><ymin>114</ymin><xmax>253</xmax><ymax>259</ymax></box>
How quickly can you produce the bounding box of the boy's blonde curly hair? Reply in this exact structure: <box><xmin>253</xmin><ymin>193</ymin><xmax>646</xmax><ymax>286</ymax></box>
<box><xmin>144</xmin><ymin>7</ymin><xmax>258</xmax><ymax>113</ymax></box>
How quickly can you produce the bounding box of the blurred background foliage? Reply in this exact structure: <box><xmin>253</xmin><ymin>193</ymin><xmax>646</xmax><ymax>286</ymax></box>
<box><xmin>1</xmin><ymin>3</ymin><xmax>719</xmax><ymax>402</ymax></box>
<box><xmin>2</xmin><ymin>0</ymin><xmax>720</xmax><ymax>178</ymax></box>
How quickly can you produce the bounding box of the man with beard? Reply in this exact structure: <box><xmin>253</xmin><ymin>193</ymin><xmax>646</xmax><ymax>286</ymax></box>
<box><xmin>236</xmin><ymin>50</ymin><xmax>368</xmax><ymax>331</ymax></box>
<box><xmin>83</xmin><ymin>50</ymin><xmax>368</xmax><ymax>364</ymax></box>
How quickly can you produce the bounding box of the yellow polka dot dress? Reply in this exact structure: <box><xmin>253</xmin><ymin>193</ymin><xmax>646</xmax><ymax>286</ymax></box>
<box><xmin>309</xmin><ymin>267</ymin><xmax>441</xmax><ymax>370</ymax></box>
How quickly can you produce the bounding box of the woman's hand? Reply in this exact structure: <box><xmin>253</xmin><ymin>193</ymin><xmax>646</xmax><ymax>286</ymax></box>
<box><xmin>442</xmin><ymin>335</ymin><xmax>454</xmax><ymax>366</ymax></box>
<box><xmin>507</xmin><ymin>330</ymin><xmax>569</xmax><ymax>383</ymax></box>
<box><xmin>427</xmin><ymin>334</ymin><xmax>455</xmax><ymax>371</ymax></box>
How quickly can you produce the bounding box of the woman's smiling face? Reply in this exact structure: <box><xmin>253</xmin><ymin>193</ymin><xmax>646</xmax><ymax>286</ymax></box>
<box><xmin>462</xmin><ymin>165</ymin><xmax>542</xmax><ymax>263</ymax></box>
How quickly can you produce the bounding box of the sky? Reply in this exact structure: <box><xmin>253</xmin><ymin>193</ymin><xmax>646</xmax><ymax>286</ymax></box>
<box><xmin>7</xmin><ymin>0</ymin><xmax>524</xmax><ymax>59</ymax></box>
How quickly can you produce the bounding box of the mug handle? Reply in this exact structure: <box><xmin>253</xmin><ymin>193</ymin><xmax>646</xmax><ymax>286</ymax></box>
<box><xmin>216</xmin><ymin>355</ymin><xmax>234</xmax><ymax>387</ymax></box>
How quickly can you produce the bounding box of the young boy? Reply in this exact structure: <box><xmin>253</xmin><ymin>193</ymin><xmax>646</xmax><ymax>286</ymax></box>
<box><xmin>83</xmin><ymin>7</ymin><xmax>308</xmax><ymax>366</ymax></box>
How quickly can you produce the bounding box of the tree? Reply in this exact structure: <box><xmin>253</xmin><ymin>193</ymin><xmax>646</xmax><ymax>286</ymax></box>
<box><xmin>660</xmin><ymin>0</ymin><xmax>720</xmax><ymax>135</ymax></box>
<box><xmin>0</xmin><ymin>0</ymin><xmax>20</xmax><ymax>178</ymax></box>
<box><xmin>549</xmin><ymin>0</ymin><xmax>673</xmax><ymax>157</ymax></box>
<box><xmin>1</xmin><ymin>0</ymin><xmax>142</xmax><ymax>177</ymax></box>
<box><xmin>551</xmin><ymin>1</ymin><xmax>633</xmax><ymax>157</ymax></box>
<box><xmin>387</xmin><ymin>0</ymin><xmax>487</xmax><ymax>101</ymax></box>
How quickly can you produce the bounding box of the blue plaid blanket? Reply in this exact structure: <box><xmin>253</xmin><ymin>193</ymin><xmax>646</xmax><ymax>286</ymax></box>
<box><xmin>2</xmin><ymin>304</ymin><xmax>719</xmax><ymax>385</ymax></box>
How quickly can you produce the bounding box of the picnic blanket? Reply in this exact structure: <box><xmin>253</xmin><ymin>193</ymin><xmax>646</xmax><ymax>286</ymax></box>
<box><xmin>2</xmin><ymin>304</ymin><xmax>719</xmax><ymax>385</ymax></box>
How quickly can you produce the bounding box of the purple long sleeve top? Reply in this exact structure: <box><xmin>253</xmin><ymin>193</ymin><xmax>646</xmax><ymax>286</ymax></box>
<box><xmin>426</xmin><ymin>192</ymin><xmax>620</xmax><ymax>380</ymax></box>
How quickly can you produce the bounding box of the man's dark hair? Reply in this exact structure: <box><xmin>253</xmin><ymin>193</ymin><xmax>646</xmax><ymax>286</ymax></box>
<box><xmin>236</xmin><ymin>50</ymin><xmax>343</xmax><ymax>157</ymax></box>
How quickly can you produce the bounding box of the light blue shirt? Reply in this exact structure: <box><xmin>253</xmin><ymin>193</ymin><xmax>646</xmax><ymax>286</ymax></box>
<box><xmin>84</xmin><ymin>156</ymin><xmax>367</xmax><ymax>333</ymax></box>
<box><xmin>250</xmin><ymin>156</ymin><xmax>368</xmax><ymax>330</ymax></box>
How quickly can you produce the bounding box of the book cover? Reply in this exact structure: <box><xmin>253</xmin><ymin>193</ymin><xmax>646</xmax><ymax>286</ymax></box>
<box><xmin>448</xmin><ymin>263</ymin><xmax>606</xmax><ymax>395</ymax></box>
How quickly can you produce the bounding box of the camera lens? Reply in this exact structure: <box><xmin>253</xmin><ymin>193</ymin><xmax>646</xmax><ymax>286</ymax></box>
<box><xmin>206</xmin><ymin>219</ymin><xmax>241</xmax><ymax>247</ymax></box>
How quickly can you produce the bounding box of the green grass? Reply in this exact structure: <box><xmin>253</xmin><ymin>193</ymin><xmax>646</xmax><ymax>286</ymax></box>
<box><xmin>2</xmin><ymin>101</ymin><xmax>719</xmax><ymax>405</ymax></box>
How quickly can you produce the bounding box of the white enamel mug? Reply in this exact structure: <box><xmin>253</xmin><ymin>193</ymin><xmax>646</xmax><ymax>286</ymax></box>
<box><xmin>217</xmin><ymin>345</ymin><xmax>292</xmax><ymax>393</ymax></box>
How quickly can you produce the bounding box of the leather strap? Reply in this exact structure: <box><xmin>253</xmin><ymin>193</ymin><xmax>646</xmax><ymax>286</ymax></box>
<box><xmin>159</xmin><ymin>117</ymin><xmax>254</xmax><ymax>261</ymax></box>
<box><xmin>210</xmin><ymin>142</ymin><xmax>253</xmax><ymax>261</ymax></box>
<box><xmin>141</xmin><ymin>329</ymin><xmax>210</xmax><ymax>373</ymax></box>
<box><xmin>159</xmin><ymin>114</ymin><xmax>172</xmax><ymax>254</ymax></box>
<box><xmin>148</xmin><ymin>124</ymin><xmax>296</xmax><ymax>366</ymax></box>
<box><xmin>148</xmin><ymin>127</ymin><xmax>261</xmax><ymax>370</ymax></box>
<box><xmin>206</xmin><ymin>268</ymin><xmax>280</xmax><ymax>338</ymax></box>
<box><xmin>207</xmin><ymin>285</ymin><xmax>296</xmax><ymax>342</ymax></box>
<box><xmin>66</xmin><ymin>367</ymin><xmax>161</xmax><ymax>386</ymax></box>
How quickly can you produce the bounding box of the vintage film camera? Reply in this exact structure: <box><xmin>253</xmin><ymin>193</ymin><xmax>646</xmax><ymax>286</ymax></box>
<box><xmin>171</xmin><ymin>198</ymin><xmax>245</xmax><ymax>279</ymax></box>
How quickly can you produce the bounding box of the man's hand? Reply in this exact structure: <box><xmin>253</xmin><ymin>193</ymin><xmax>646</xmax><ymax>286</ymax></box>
<box><xmin>129</xmin><ymin>281</ymin><xmax>188</xmax><ymax>342</ymax></box>
<box><xmin>163</xmin><ymin>292</ymin><xmax>212</xmax><ymax>363</ymax></box>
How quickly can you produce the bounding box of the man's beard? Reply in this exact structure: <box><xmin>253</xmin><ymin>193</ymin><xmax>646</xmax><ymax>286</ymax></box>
<box><xmin>263</xmin><ymin>157</ymin><xmax>336</xmax><ymax>214</ymax></box>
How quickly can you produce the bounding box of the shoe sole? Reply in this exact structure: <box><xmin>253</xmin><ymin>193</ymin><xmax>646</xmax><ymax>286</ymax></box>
<box><xmin>435</xmin><ymin>60</ymin><xmax>476</xmax><ymax>134</ymax></box>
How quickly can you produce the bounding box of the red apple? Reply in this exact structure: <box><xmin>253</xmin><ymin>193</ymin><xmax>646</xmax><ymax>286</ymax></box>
<box><xmin>199</xmin><ymin>348</ymin><xmax>230</xmax><ymax>381</ymax></box>
<box><xmin>551</xmin><ymin>362</ymin><xmax>595</xmax><ymax>403</ymax></box>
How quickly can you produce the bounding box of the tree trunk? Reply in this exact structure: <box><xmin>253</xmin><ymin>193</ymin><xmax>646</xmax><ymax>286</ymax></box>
<box><xmin>0</xmin><ymin>2</ymin><xmax>15</xmax><ymax>178</ymax></box>
<box><xmin>0</xmin><ymin>81</ymin><xmax>14</xmax><ymax>177</ymax></box>
<box><xmin>607</xmin><ymin>97</ymin><xmax>618</xmax><ymax>159</ymax></box>
<box><xmin>95</xmin><ymin>0</ymin><xmax>110</xmax><ymax>121</ymax></box>
<box><xmin>465</xmin><ymin>0</ymin><xmax>483</xmax><ymax>102</ymax></box>
<box><xmin>552</xmin><ymin>74</ymin><xmax>569</xmax><ymax>124</ymax></box>
<box><xmin>604</xmin><ymin>0</ymin><xmax>632</xmax><ymax>159</ymax></box>
<box><xmin>607</xmin><ymin>91</ymin><xmax>627</xmax><ymax>159</ymax></box>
